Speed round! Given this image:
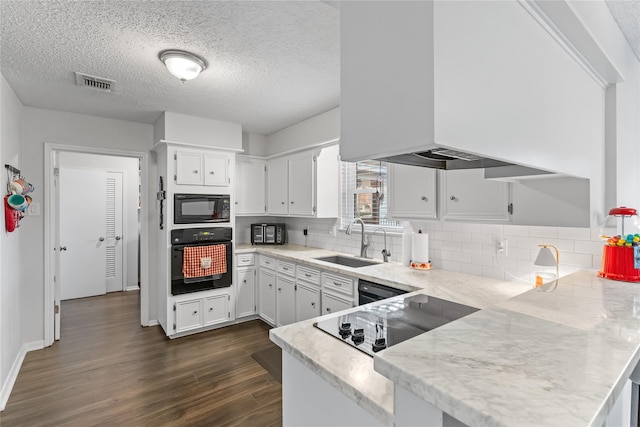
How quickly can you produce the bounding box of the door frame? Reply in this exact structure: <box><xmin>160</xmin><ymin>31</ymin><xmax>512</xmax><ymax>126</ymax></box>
<box><xmin>44</xmin><ymin>143</ymin><xmax>150</xmax><ymax>346</ymax></box>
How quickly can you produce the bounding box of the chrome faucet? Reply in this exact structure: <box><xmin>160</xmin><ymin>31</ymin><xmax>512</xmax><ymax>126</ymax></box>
<box><xmin>346</xmin><ymin>218</ymin><xmax>370</xmax><ymax>258</ymax></box>
<box><xmin>374</xmin><ymin>228</ymin><xmax>391</xmax><ymax>262</ymax></box>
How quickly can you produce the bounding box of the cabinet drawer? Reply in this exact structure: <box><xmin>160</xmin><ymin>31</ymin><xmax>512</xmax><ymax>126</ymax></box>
<box><xmin>297</xmin><ymin>266</ymin><xmax>320</xmax><ymax>285</ymax></box>
<box><xmin>277</xmin><ymin>260</ymin><xmax>295</xmax><ymax>276</ymax></box>
<box><xmin>237</xmin><ymin>253</ymin><xmax>255</xmax><ymax>267</ymax></box>
<box><xmin>322</xmin><ymin>272</ymin><xmax>354</xmax><ymax>297</ymax></box>
<box><xmin>260</xmin><ymin>256</ymin><xmax>276</xmax><ymax>269</ymax></box>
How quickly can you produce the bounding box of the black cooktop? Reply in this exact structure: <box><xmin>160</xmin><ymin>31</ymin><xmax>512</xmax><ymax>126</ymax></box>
<box><xmin>314</xmin><ymin>294</ymin><xmax>479</xmax><ymax>357</ymax></box>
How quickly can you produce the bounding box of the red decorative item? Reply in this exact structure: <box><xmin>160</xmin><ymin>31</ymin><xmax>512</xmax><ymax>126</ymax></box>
<box><xmin>4</xmin><ymin>195</ymin><xmax>19</xmax><ymax>232</ymax></box>
<box><xmin>598</xmin><ymin>206</ymin><xmax>640</xmax><ymax>282</ymax></box>
<box><xmin>608</xmin><ymin>207</ymin><xmax>637</xmax><ymax>216</ymax></box>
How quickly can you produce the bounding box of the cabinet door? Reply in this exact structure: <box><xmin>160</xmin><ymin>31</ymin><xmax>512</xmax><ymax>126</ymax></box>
<box><xmin>288</xmin><ymin>153</ymin><xmax>315</xmax><ymax>216</ymax></box>
<box><xmin>388</xmin><ymin>164</ymin><xmax>437</xmax><ymax>219</ymax></box>
<box><xmin>203</xmin><ymin>154</ymin><xmax>229</xmax><ymax>186</ymax></box>
<box><xmin>176</xmin><ymin>152</ymin><xmax>203</xmax><ymax>185</ymax></box>
<box><xmin>321</xmin><ymin>292</ymin><xmax>353</xmax><ymax>315</ymax></box>
<box><xmin>236</xmin><ymin>159</ymin><xmax>266</xmax><ymax>215</ymax></box>
<box><xmin>236</xmin><ymin>267</ymin><xmax>256</xmax><ymax>318</ymax></box>
<box><xmin>442</xmin><ymin>169</ymin><xmax>510</xmax><ymax>221</ymax></box>
<box><xmin>267</xmin><ymin>157</ymin><xmax>289</xmax><ymax>215</ymax></box>
<box><xmin>276</xmin><ymin>274</ymin><xmax>296</xmax><ymax>327</ymax></box>
<box><xmin>204</xmin><ymin>294</ymin><xmax>230</xmax><ymax>326</ymax></box>
<box><xmin>175</xmin><ymin>299</ymin><xmax>203</xmax><ymax>333</ymax></box>
<box><xmin>258</xmin><ymin>269</ymin><xmax>276</xmax><ymax>325</ymax></box>
<box><xmin>296</xmin><ymin>282</ymin><xmax>320</xmax><ymax>322</ymax></box>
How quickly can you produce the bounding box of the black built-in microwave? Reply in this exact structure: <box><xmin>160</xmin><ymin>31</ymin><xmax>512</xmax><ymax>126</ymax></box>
<box><xmin>174</xmin><ymin>193</ymin><xmax>230</xmax><ymax>224</ymax></box>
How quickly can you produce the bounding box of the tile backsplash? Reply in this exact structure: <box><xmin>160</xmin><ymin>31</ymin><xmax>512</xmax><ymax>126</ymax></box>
<box><xmin>235</xmin><ymin>217</ymin><xmax>604</xmax><ymax>287</ymax></box>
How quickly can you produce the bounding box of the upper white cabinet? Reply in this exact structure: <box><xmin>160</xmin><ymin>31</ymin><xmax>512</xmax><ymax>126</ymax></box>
<box><xmin>236</xmin><ymin>156</ymin><xmax>266</xmax><ymax>215</ymax></box>
<box><xmin>266</xmin><ymin>144</ymin><xmax>339</xmax><ymax>218</ymax></box>
<box><xmin>388</xmin><ymin>164</ymin><xmax>437</xmax><ymax>220</ymax></box>
<box><xmin>267</xmin><ymin>157</ymin><xmax>290</xmax><ymax>215</ymax></box>
<box><xmin>441</xmin><ymin>169</ymin><xmax>510</xmax><ymax>221</ymax></box>
<box><xmin>339</xmin><ymin>1</ymin><xmax>604</xmax><ymax>188</ymax></box>
<box><xmin>175</xmin><ymin>150</ymin><xmax>230</xmax><ymax>187</ymax></box>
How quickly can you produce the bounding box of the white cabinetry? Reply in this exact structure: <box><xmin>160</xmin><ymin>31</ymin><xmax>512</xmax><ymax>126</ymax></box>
<box><xmin>276</xmin><ymin>260</ymin><xmax>296</xmax><ymax>327</ymax></box>
<box><xmin>296</xmin><ymin>266</ymin><xmax>321</xmax><ymax>322</ymax></box>
<box><xmin>267</xmin><ymin>144</ymin><xmax>339</xmax><ymax>218</ymax></box>
<box><xmin>388</xmin><ymin>164</ymin><xmax>437</xmax><ymax>220</ymax></box>
<box><xmin>175</xmin><ymin>299</ymin><xmax>203</xmax><ymax>333</ymax></box>
<box><xmin>258</xmin><ymin>257</ymin><xmax>276</xmax><ymax>325</ymax></box>
<box><xmin>235</xmin><ymin>156</ymin><xmax>266</xmax><ymax>215</ymax></box>
<box><xmin>175</xmin><ymin>150</ymin><xmax>230</xmax><ymax>186</ymax></box>
<box><xmin>322</xmin><ymin>292</ymin><xmax>353</xmax><ymax>315</ymax></box>
<box><xmin>441</xmin><ymin>169</ymin><xmax>510</xmax><ymax>221</ymax></box>
<box><xmin>236</xmin><ymin>254</ymin><xmax>256</xmax><ymax>319</ymax></box>
<box><xmin>204</xmin><ymin>294</ymin><xmax>231</xmax><ymax>326</ymax></box>
<box><xmin>174</xmin><ymin>289</ymin><xmax>232</xmax><ymax>334</ymax></box>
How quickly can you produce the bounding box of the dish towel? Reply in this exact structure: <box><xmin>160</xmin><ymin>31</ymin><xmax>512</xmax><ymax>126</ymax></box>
<box><xmin>182</xmin><ymin>245</ymin><xmax>227</xmax><ymax>278</ymax></box>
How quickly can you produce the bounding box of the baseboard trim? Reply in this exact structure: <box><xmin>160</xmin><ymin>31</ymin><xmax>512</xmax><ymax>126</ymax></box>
<box><xmin>0</xmin><ymin>340</ymin><xmax>44</xmax><ymax>410</ymax></box>
<box><xmin>126</xmin><ymin>286</ymin><xmax>140</xmax><ymax>292</ymax></box>
<box><xmin>146</xmin><ymin>319</ymin><xmax>159</xmax><ymax>326</ymax></box>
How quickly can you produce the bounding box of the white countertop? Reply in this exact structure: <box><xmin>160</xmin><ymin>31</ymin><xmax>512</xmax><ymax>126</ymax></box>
<box><xmin>241</xmin><ymin>244</ymin><xmax>531</xmax><ymax>425</ymax></box>
<box><xmin>375</xmin><ymin>270</ymin><xmax>640</xmax><ymax>427</ymax></box>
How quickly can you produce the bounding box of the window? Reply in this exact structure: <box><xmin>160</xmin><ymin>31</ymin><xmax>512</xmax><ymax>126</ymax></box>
<box><xmin>341</xmin><ymin>160</ymin><xmax>400</xmax><ymax>229</ymax></box>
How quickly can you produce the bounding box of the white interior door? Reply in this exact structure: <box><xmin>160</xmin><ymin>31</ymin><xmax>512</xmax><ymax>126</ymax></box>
<box><xmin>105</xmin><ymin>172</ymin><xmax>124</xmax><ymax>293</ymax></box>
<box><xmin>59</xmin><ymin>167</ymin><xmax>107</xmax><ymax>300</ymax></box>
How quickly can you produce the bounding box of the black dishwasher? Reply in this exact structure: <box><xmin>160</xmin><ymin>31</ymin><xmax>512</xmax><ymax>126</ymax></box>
<box><xmin>358</xmin><ymin>279</ymin><xmax>408</xmax><ymax>305</ymax></box>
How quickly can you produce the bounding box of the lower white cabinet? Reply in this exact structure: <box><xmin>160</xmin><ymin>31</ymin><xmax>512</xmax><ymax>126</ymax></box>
<box><xmin>322</xmin><ymin>292</ymin><xmax>354</xmax><ymax>315</ymax></box>
<box><xmin>174</xmin><ymin>289</ymin><xmax>232</xmax><ymax>334</ymax></box>
<box><xmin>175</xmin><ymin>299</ymin><xmax>203</xmax><ymax>333</ymax></box>
<box><xmin>258</xmin><ymin>268</ymin><xmax>276</xmax><ymax>325</ymax></box>
<box><xmin>204</xmin><ymin>295</ymin><xmax>231</xmax><ymax>326</ymax></box>
<box><xmin>296</xmin><ymin>282</ymin><xmax>321</xmax><ymax>322</ymax></box>
<box><xmin>236</xmin><ymin>254</ymin><xmax>256</xmax><ymax>319</ymax></box>
<box><xmin>276</xmin><ymin>274</ymin><xmax>296</xmax><ymax>327</ymax></box>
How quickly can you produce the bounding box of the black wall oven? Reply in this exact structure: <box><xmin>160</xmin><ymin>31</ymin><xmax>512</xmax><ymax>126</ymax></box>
<box><xmin>174</xmin><ymin>193</ymin><xmax>230</xmax><ymax>224</ymax></box>
<box><xmin>171</xmin><ymin>227</ymin><xmax>232</xmax><ymax>295</ymax></box>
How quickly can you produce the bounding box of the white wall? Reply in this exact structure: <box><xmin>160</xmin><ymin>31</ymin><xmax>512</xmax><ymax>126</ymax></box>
<box><xmin>266</xmin><ymin>107</ymin><xmax>339</xmax><ymax>156</ymax></box>
<box><xmin>19</xmin><ymin>107</ymin><xmax>154</xmax><ymax>344</ymax></box>
<box><xmin>58</xmin><ymin>152</ymin><xmax>140</xmax><ymax>289</ymax></box>
<box><xmin>242</xmin><ymin>132</ymin><xmax>269</xmax><ymax>157</ymax></box>
<box><xmin>0</xmin><ymin>74</ymin><xmax>24</xmax><ymax>409</ymax></box>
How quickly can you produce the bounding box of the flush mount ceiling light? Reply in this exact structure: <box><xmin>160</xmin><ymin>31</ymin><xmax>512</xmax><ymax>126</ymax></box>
<box><xmin>158</xmin><ymin>49</ymin><xmax>208</xmax><ymax>82</ymax></box>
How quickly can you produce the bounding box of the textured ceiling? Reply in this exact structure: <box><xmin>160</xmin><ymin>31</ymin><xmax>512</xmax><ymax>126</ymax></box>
<box><xmin>0</xmin><ymin>0</ymin><xmax>340</xmax><ymax>135</ymax></box>
<box><xmin>605</xmin><ymin>0</ymin><xmax>640</xmax><ymax>62</ymax></box>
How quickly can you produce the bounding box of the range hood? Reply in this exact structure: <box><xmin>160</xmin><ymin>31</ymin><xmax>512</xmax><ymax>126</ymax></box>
<box><xmin>377</xmin><ymin>147</ymin><xmax>515</xmax><ymax>171</ymax></box>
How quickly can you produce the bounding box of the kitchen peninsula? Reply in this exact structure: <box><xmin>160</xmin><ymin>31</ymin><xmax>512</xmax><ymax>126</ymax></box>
<box><xmin>255</xmin><ymin>245</ymin><xmax>640</xmax><ymax>427</ymax></box>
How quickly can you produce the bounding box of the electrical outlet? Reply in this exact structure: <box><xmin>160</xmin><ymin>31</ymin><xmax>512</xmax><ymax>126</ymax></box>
<box><xmin>303</xmin><ymin>228</ymin><xmax>308</xmax><ymax>236</ymax></box>
<box><xmin>496</xmin><ymin>239</ymin><xmax>508</xmax><ymax>257</ymax></box>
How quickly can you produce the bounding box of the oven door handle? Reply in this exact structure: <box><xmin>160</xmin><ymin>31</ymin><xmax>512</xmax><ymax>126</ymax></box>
<box><xmin>184</xmin><ymin>274</ymin><xmax>223</xmax><ymax>284</ymax></box>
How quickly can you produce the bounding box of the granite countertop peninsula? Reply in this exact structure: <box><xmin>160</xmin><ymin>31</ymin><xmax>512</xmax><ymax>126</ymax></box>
<box><xmin>238</xmin><ymin>244</ymin><xmax>532</xmax><ymax>424</ymax></box>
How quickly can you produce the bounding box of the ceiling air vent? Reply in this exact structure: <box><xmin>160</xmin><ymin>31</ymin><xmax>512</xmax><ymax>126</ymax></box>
<box><xmin>74</xmin><ymin>72</ymin><xmax>116</xmax><ymax>93</ymax></box>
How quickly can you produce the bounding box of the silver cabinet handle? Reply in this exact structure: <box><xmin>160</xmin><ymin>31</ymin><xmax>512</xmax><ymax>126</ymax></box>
<box><xmin>193</xmin><ymin>310</ymin><xmax>198</xmax><ymax>315</ymax></box>
<box><xmin>268</xmin><ymin>284</ymin><xmax>273</xmax><ymax>287</ymax></box>
<box><xmin>209</xmin><ymin>307</ymin><xmax>213</xmax><ymax>312</ymax></box>
<box><xmin>311</xmin><ymin>302</ymin><xmax>316</xmax><ymax>307</ymax></box>
<box><xmin>333</xmin><ymin>281</ymin><xmax>342</xmax><ymax>287</ymax></box>
<box><xmin>326</xmin><ymin>307</ymin><xmax>331</xmax><ymax>312</ymax></box>
<box><xmin>209</xmin><ymin>171</ymin><xmax>214</xmax><ymax>175</ymax></box>
<box><xmin>193</xmin><ymin>170</ymin><xmax>198</xmax><ymax>174</ymax></box>
<box><xmin>243</xmin><ymin>279</ymin><xmax>247</xmax><ymax>284</ymax></box>
<box><xmin>290</xmin><ymin>201</ymin><xmax>294</xmax><ymax>204</ymax></box>
<box><xmin>421</xmin><ymin>196</ymin><xmax>428</xmax><ymax>201</ymax></box>
<box><xmin>450</xmin><ymin>196</ymin><xmax>457</xmax><ymax>201</ymax></box>
<box><xmin>283</xmin><ymin>267</ymin><xmax>289</xmax><ymax>271</ymax></box>
<box><xmin>277</xmin><ymin>288</ymin><xmax>282</xmax><ymax>291</ymax></box>
<box><xmin>235</xmin><ymin>201</ymin><xmax>238</xmax><ymax>205</ymax></box>
<box><xmin>305</xmin><ymin>273</ymin><xmax>312</xmax><ymax>278</ymax></box>
<box><xmin>60</xmin><ymin>246</ymin><xmax>67</xmax><ymax>251</ymax></box>
<box><xmin>99</xmin><ymin>237</ymin><xmax>105</xmax><ymax>242</ymax></box>
<box><xmin>115</xmin><ymin>236</ymin><xmax>121</xmax><ymax>241</ymax></box>
<box><xmin>281</xmin><ymin>201</ymin><xmax>285</xmax><ymax>205</ymax></box>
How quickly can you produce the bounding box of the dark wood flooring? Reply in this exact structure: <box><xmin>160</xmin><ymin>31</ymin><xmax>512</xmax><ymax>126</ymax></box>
<box><xmin>0</xmin><ymin>291</ymin><xmax>282</xmax><ymax>426</ymax></box>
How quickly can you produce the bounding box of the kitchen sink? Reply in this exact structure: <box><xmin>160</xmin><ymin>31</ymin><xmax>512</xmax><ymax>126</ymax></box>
<box><xmin>314</xmin><ymin>255</ymin><xmax>378</xmax><ymax>268</ymax></box>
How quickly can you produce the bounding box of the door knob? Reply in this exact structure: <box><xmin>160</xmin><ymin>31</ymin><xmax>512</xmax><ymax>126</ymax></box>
<box><xmin>115</xmin><ymin>236</ymin><xmax>121</xmax><ymax>241</ymax></box>
<box><xmin>99</xmin><ymin>237</ymin><xmax>105</xmax><ymax>242</ymax></box>
<box><xmin>421</xmin><ymin>196</ymin><xmax>428</xmax><ymax>201</ymax></box>
<box><xmin>60</xmin><ymin>246</ymin><xmax>67</xmax><ymax>251</ymax></box>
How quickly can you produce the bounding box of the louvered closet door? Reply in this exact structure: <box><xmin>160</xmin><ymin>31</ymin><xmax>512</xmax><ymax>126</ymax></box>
<box><xmin>105</xmin><ymin>172</ymin><xmax>124</xmax><ymax>293</ymax></box>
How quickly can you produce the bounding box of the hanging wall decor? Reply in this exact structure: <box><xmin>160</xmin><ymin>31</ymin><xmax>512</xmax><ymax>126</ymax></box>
<box><xmin>4</xmin><ymin>164</ymin><xmax>34</xmax><ymax>232</ymax></box>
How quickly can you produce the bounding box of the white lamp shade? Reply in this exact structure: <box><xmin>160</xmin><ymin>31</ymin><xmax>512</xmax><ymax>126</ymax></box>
<box><xmin>534</xmin><ymin>247</ymin><xmax>557</xmax><ymax>267</ymax></box>
<box><xmin>159</xmin><ymin>50</ymin><xmax>207</xmax><ymax>81</ymax></box>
